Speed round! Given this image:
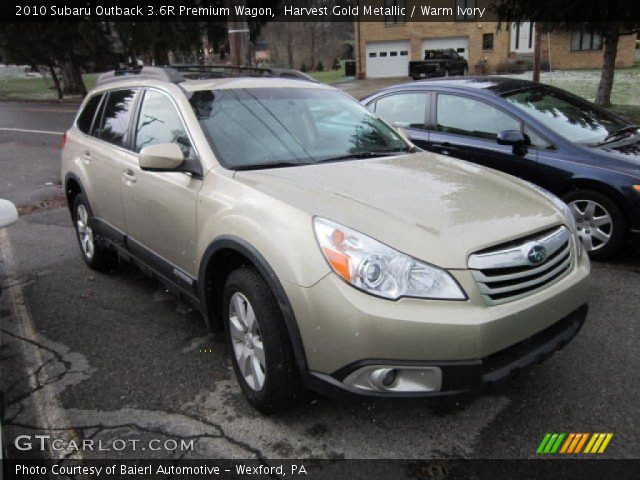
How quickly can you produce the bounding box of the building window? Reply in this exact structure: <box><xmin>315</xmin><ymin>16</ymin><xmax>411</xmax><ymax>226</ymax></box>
<box><xmin>380</xmin><ymin>52</ymin><xmax>388</xmax><ymax>57</ymax></box>
<box><xmin>385</xmin><ymin>0</ymin><xmax>405</xmax><ymax>25</ymax></box>
<box><xmin>400</xmin><ymin>51</ymin><xmax>408</xmax><ymax>56</ymax></box>
<box><xmin>482</xmin><ymin>33</ymin><xmax>494</xmax><ymax>50</ymax></box>
<box><xmin>456</xmin><ymin>0</ymin><xmax>476</xmax><ymax>20</ymax></box>
<box><xmin>369</xmin><ymin>52</ymin><xmax>377</xmax><ymax>58</ymax></box>
<box><xmin>390</xmin><ymin>51</ymin><xmax>398</xmax><ymax>56</ymax></box>
<box><xmin>571</xmin><ymin>31</ymin><xmax>603</xmax><ymax>51</ymax></box>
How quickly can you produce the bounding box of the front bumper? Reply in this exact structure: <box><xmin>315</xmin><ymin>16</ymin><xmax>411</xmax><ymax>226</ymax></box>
<box><xmin>283</xmin><ymin>245</ymin><xmax>590</xmax><ymax>397</ymax></box>
<box><xmin>305</xmin><ymin>304</ymin><xmax>588</xmax><ymax>398</ymax></box>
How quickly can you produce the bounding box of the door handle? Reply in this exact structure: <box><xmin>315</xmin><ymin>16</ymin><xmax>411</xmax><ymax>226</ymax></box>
<box><xmin>81</xmin><ymin>151</ymin><xmax>91</xmax><ymax>164</ymax></box>
<box><xmin>123</xmin><ymin>169</ymin><xmax>137</xmax><ymax>183</ymax></box>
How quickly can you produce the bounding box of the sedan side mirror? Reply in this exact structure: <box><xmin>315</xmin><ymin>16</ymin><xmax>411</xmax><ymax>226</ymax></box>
<box><xmin>497</xmin><ymin>130</ymin><xmax>528</xmax><ymax>156</ymax></box>
<box><xmin>0</xmin><ymin>199</ymin><xmax>18</xmax><ymax>228</ymax></box>
<box><xmin>139</xmin><ymin>143</ymin><xmax>185</xmax><ymax>171</ymax></box>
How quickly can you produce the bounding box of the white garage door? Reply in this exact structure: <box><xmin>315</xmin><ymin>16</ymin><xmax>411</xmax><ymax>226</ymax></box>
<box><xmin>365</xmin><ymin>41</ymin><xmax>411</xmax><ymax>78</ymax></box>
<box><xmin>421</xmin><ymin>36</ymin><xmax>469</xmax><ymax>60</ymax></box>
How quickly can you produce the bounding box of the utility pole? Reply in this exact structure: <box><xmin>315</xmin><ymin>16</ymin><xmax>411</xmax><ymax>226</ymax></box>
<box><xmin>532</xmin><ymin>25</ymin><xmax>542</xmax><ymax>82</ymax></box>
<box><xmin>228</xmin><ymin>0</ymin><xmax>251</xmax><ymax>65</ymax></box>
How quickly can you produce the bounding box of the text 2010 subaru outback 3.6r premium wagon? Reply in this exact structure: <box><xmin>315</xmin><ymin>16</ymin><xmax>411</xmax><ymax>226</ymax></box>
<box><xmin>62</xmin><ymin>67</ymin><xmax>590</xmax><ymax>413</ymax></box>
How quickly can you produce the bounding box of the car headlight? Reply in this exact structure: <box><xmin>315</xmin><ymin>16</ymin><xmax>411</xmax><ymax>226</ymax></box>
<box><xmin>522</xmin><ymin>182</ymin><xmax>577</xmax><ymax>233</ymax></box>
<box><xmin>313</xmin><ymin>217</ymin><xmax>466</xmax><ymax>301</ymax></box>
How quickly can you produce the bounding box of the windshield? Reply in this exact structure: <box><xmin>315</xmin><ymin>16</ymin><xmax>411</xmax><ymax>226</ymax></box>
<box><xmin>504</xmin><ymin>88</ymin><xmax>630</xmax><ymax>145</ymax></box>
<box><xmin>189</xmin><ymin>87</ymin><xmax>409</xmax><ymax>169</ymax></box>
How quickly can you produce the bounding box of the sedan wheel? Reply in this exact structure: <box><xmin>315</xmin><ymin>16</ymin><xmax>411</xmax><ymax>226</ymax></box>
<box><xmin>569</xmin><ymin>199</ymin><xmax>613</xmax><ymax>252</ymax></box>
<box><xmin>563</xmin><ymin>189</ymin><xmax>626</xmax><ymax>260</ymax></box>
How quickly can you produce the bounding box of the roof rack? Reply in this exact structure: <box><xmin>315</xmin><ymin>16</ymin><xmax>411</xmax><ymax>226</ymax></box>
<box><xmin>95</xmin><ymin>65</ymin><xmax>317</xmax><ymax>87</ymax></box>
<box><xmin>96</xmin><ymin>66</ymin><xmax>185</xmax><ymax>86</ymax></box>
<box><xmin>167</xmin><ymin>64</ymin><xmax>317</xmax><ymax>83</ymax></box>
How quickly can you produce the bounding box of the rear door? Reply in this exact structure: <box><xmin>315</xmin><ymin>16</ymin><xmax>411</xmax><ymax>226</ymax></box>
<box><xmin>120</xmin><ymin>88</ymin><xmax>202</xmax><ymax>282</ymax></box>
<box><xmin>85</xmin><ymin>89</ymin><xmax>139</xmax><ymax>235</ymax></box>
<box><xmin>428</xmin><ymin>93</ymin><xmax>539</xmax><ymax>179</ymax></box>
<box><xmin>367</xmin><ymin>92</ymin><xmax>431</xmax><ymax>148</ymax></box>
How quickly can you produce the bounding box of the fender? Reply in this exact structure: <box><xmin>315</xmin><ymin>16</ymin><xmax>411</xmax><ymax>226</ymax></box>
<box><xmin>64</xmin><ymin>172</ymin><xmax>85</xmax><ymax>208</ymax></box>
<box><xmin>198</xmin><ymin>235</ymin><xmax>309</xmax><ymax>372</ymax></box>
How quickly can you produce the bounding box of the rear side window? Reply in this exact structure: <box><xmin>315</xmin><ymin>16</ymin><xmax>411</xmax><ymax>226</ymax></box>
<box><xmin>96</xmin><ymin>89</ymin><xmax>137</xmax><ymax>147</ymax></box>
<box><xmin>76</xmin><ymin>94</ymin><xmax>102</xmax><ymax>134</ymax></box>
<box><xmin>372</xmin><ymin>93</ymin><xmax>430</xmax><ymax>130</ymax></box>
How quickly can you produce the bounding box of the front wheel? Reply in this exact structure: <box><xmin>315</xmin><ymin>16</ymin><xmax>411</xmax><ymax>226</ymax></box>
<box><xmin>563</xmin><ymin>189</ymin><xmax>626</xmax><ymax>260</ymax></box>
<box><xmin>223</xmin><ymin>267</ymin><xmax>303</xmax><ymax>413</ymax></box>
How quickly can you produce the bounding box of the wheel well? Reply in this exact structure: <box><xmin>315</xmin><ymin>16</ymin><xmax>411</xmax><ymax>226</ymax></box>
<box><xmin>65</xmin><ymin>177</ymin><xmax>82</xmax><ymax>213</ymax></box>
<box><xmin>202</xmin><ymin>248</ymin><xmax>255</xmax><ymax>332</ymax></box>
<box><xmin>560</xmin><ymin>179</ymin><xmax>631</xmax><ymax>227</ymax></box>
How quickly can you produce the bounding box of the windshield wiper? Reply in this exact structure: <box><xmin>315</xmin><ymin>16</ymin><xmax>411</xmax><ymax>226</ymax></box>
<box><xmin>596</xmin><ymin>125</ymin><xmax>640</xmax><ymax>145</ymax></box>
<box><xmin>234</xmin><ymin>161</ymin><xmax>309</xmax><ymax>171</ymax></box>
<box><xmin>318</xmin><ymin>149</ymin><xmax>410</xmax><ymax>163</ymax></box>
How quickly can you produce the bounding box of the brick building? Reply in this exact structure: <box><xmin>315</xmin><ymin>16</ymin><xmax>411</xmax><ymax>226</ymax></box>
<box><xmin>354</xmin><ymin>16</ymin><xmax>636</xmax><ymax>78</ymax></box>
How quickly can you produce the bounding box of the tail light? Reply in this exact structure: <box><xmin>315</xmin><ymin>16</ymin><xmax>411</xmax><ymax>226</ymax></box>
<box><xmin>60</xmin><ymin>132</ymin><xmax>67</xmax><ymax>149</ymax></box>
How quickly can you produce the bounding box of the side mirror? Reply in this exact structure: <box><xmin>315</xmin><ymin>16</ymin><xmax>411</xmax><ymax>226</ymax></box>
<box><xmin>497</xmin><ymin>130</ymin><xmax>528</xmax><ymax>156</ymax></box>
<box><xmin>497</xmin><ymin>130</ymin><xmax>526</xmax><ymax>146</ymax></box>
<box><xmin>0</xmin><ymin>199</ymin><xmax>18</xmax><ymax>228</ymax></box>
<box><xmin>139</xmin><ymin>143</ymin><xmax>185</xmax><ymax>171</ymax></box>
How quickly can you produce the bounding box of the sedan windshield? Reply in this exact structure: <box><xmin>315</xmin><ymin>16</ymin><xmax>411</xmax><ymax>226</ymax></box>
<box><xmin>504</xmin><ymin>87</ymin><xmax>631</xmax><ymax>145</ymax></box>
<box><xmin>189</xmin><ymin>87</ymin><xmax>409</xmax><ymax>169</ymax></box>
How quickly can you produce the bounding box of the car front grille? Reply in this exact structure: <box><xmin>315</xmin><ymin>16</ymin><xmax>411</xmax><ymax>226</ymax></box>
<box><xmin>468</xmin><ymin>226</ymin><xmax>574</xmax><ymax>305</ymax></box>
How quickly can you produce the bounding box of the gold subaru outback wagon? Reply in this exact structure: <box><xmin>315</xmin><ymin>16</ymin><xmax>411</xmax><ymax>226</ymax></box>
<box><xmin>61</xmin><ymin>67</ymin><xmax>590</xmax><ymax>413</ymax></box>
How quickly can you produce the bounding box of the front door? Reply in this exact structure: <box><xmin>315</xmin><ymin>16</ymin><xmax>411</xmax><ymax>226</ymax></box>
<box><xmin>120</xmin><ymin>89</ymin><xmax>202</xmax><ymax>284</ymax></box>
<box><xmin>429</xmin><ymin>93</ymin><xmax>539</xmax><ymax>179</ymax></box>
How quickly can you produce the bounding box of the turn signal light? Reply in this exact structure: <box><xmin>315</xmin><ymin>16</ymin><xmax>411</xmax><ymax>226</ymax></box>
<box><xmin>321</xmin><ymin>246</ymin><xmax>351</xmax><ymax>282</ymax></box>
<box><xmin>633</xmin><ymin>185</ymin><xmax>640</xmax><ymax>193</ymax></box>
<box><xmin>60</xmin><ymin>132</ymin><xmax>67</xmax><ymax>150</ymax></box>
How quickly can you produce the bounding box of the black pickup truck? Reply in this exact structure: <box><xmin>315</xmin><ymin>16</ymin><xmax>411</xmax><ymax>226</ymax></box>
<box><xmin>409</xmin><ymin>49</ymin><xmax>468</xmax><ymax>80</ymax></box>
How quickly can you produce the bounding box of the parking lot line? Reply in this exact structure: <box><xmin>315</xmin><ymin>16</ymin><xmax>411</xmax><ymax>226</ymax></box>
<box><xmin>0</xmin><ymin>127</ymin><xmax>63</xmax><ymax>135</ymax></box>
<box><xmin>0</xmin><ymin>228</ymin><xmax>82</xmax><ymax>460</ymax></box>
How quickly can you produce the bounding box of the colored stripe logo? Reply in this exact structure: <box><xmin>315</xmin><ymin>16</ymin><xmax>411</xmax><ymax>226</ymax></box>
<box><xmin>537</xmin><ymin>433</ymin><xmax>613</xmax><ymax>454</ymax></box>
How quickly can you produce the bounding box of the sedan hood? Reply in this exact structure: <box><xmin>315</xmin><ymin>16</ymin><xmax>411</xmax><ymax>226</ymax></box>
<box><xmin>235</xmin><ymin>152</ymin><xmax>565</xmax><ymax>269</ymax></box>
<box><xmin>591</xmin><ymin>135</ymin><xmax>640</xmax><ymax>177</ymax></box>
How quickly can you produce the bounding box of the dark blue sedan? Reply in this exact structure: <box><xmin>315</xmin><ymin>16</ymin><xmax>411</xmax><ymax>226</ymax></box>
<box><xmin>361</xmin><ymin>77</ymin><xmax>640</xmax><ymax>259</ymax></box>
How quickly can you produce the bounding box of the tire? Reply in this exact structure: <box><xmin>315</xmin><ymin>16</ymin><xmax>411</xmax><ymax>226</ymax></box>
<box><xmin>562</xmin><ymin>189</ymin><xmax>627</xmax><ymax>260</ymax></box>
<box><xmin>222</xmin><ymin>267</ymin><xmax>303</xmax><ymax>413</ymax></box>
<box><xmin>72</xmin><ymin>193</ymin><xmax>117</xmax><ymax>270</ymax></box>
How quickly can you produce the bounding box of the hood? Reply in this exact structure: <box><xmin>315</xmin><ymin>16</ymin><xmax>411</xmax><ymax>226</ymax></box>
<box><xmin>590</xmin><ymin>135</ymin><xmax>640</xmax><ymax>178</ymax></box>
<box><xmin>235</xmin><ymin>152</ymin><xmax>566</xmax><ymax>269</ymax></box>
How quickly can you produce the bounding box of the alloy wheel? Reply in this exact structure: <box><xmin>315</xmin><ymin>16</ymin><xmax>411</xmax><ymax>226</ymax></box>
<box><xmin>568</xmin><ymin>199</ymin><xmax>613</xmax><ymax>252</ymax></box>
<box><xmin>76</xmin><ymin>204</ymin><xmax>95</xmax><ymax>259</ymax></box>
<box><xmin>228</xmin><ymin>292</ymin><xmax>266</xmax><ymax>391</ymax></box>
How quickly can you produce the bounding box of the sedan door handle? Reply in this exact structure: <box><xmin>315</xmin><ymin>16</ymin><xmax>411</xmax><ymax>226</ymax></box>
<box><xmin>123</xmin><ymin>169</ymin><xmax>137</xmax><ymax>183</ymax></box>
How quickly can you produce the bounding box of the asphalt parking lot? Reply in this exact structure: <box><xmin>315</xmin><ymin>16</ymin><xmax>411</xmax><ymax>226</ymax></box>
<box><xmin>0</xmin><ymin>91</ymin><xmax>639</xmax><ymax>466</ymax></box>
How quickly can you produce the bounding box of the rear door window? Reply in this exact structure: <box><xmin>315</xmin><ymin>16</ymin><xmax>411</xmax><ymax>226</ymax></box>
<box><xmin>372</xmin><ymin>93</ymin><xmax>430</xmax><ymax>130</ymax></box>
<box><xmin>96</xmin><ymin>89</ymin><xmax>138</xmax><ymax>148</ymax></box>
<box><xmin>76</xmin><ymin>94</ymin><xmax>103</xmax><ymax>134</ymax></box>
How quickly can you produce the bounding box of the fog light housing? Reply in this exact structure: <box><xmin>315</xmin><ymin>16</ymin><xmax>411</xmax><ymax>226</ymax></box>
<box><xmin>343</xmin><ymin>365</ymin><xmax>442</xmax><ymax>393</ymax></box>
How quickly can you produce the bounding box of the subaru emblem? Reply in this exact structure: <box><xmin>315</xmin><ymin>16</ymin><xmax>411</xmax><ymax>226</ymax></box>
<box><xmin>527</xmin><ymin>244</ymin><xmax>547</xmax><ymax>265</ymax></box>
